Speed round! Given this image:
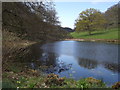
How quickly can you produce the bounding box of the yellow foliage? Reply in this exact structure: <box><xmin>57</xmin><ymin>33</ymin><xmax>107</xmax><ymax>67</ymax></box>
<box><xmin>85</xmin><ymin>77</ymin><xmax>101</xmax><ymax>84</ymax></box>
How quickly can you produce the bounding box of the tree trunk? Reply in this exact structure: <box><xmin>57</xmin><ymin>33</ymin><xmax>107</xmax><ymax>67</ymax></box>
<box><xmin>88</xmin><ymin>30</ymin><xmax>92</xmax><ymax>35</ymax></box>
<box><xmin>87</xmin><ymin>25</ymin><xmax>92</xmax><ymax>35</ymax></box>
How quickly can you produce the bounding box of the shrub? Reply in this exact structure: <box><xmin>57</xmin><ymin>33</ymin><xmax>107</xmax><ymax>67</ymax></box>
<box><xmin>45</xmin><ymin>73</ymin><xmax>66</xmax><ymax>86</ymax></box>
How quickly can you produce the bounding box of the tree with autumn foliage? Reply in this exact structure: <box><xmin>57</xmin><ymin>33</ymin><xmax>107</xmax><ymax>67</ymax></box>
<box><xmin>75</xmin><ymin>8</ymin><xmax>106</xmax><ymax>35</ymax></box>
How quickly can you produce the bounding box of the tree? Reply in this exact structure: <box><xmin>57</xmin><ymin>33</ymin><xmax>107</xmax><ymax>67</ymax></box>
<box><xmin>104</xmin><ymin>3</ymin><xmax>119</xmax><ymax>29</ymax></box>
<box><xmin>75</xmin><ymin>8</ymin><xmax>106</xmax><ymax>35</ymax></box>
<box><xmin>2</xmin><ymin>2</ymin><xmax>68</xmax><ymax>41</ymax></box>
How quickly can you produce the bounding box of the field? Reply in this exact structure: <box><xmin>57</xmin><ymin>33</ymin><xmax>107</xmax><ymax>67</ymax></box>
<box><xmin>70</xmin><ymin>28</ymin><xmax>119</xmax><ymax>39</ymax></box>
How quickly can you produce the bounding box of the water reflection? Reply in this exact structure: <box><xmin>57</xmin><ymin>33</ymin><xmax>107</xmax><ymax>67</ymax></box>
<box><xmin>77</xmin><ymin>57</ymin><xmax>120</xmax><ymax>73</ymax></box>
<box><xmin>13</xmin><ymin>41</ymin><xmax>119</xmax><ymax>85</ymax></box>
<box><xmin>39</xmin><ymin>41</ymin><xmax>119</xmax><ymax>85</ymax></box>
<box><xmin>19</xmin><ymin>43</ymin><xmax>73</xmax><ymax>74</ymax></box>
<box><xmin>73</xmin><ymin>41</ymin><xmax>118</xmax><ymax>64</ymax></box>
<box><xmin>78</xmin><ymin>58</ymin><xmax>98</xmax><ymax>69</ymax></box>
<box><xmin>104</xmin><ymin>63</ymin><xmax>120</xmax><ymax>73</ymax></box>
<box><xmin>38</xmin><ymin>52</ymin><xmax>72</xmax><ymax>73</ymax></box>
<box><xmin>39</xmin><ymin>52</ymin><xmax>58</xmax><ymax>66</ymax></box>
<box><xmin>25</xmin><ymin>41</ymin><xmax>119</xmax><ymax>73</ymax></box>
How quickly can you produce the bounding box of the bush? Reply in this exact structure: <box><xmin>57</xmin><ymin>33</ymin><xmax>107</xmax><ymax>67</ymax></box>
<box><xmin>45</xmin><ymin>73</ymin><xmax>66</xmax><ymax>86</ymax></box>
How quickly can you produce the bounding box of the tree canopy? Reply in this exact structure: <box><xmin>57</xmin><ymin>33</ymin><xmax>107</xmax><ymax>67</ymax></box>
<box><xmin>2</xmin><ymin>2</ymin><xmax>69</xmax><ymax>42</ymax></box>
<box><xmin>104</xmin><ymin>3</ymin><xmax>119</xmax><ymax>28</ymax></box>
<box><xmin>75</xmin><ymin>8</ymin><xmax>106</xmax><ymax>35</ymax></box>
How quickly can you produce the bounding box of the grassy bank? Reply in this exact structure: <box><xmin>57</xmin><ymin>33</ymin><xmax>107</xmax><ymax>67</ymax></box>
<box><xmin>70</xmin><ymin>28</ymin><xmax>119</xmax><ymax>39</ymax></box>
<box><xmin>3</xmin><ymin>69</ymin><xmax>120</xmax><ymax>89</ymax></box>
<box><xmin>2</xmin><ymin>70</ymin><xmax>107</xmax><ymax>88</ymax></box>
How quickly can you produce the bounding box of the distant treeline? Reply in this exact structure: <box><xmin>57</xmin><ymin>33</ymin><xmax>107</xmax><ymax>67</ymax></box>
<box><xmin>2</xmin><ymin>2</ymin><xmax>69</xmax><ymax>42</ymax></box>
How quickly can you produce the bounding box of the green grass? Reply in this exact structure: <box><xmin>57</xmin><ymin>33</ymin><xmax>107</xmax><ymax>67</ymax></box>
<box><xmin>2</xmin><ymin>71</ymin><xmax>46</xmax><ymax>88</ymax></box>
<box><xmin>70</xmin><ymin>28</ymin><xmax>119</xmax><ymax>39</ymax></box>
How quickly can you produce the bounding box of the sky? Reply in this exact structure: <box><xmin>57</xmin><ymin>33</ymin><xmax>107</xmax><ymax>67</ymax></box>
<box><xmin>54</xmin><ymin>2</ymin><xmax>118</xmax><ymax>29</ymax></box>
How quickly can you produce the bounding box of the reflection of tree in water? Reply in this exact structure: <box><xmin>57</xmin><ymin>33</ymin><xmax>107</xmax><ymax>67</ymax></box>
<box><xmin>39</xmin><ymin>52</ymin><xmax>58</xmax><ymax>66</ymax></box>
<box><xmin>14</xmin><ymin>43</ymin><xmax>72</xmax><ymax>73</ymax></box>
<box><xmin>78</xmin><ymin>57</ymin><xmax>120</xmax><ymax>73</ymax></box>
<box><xmin>104</xmin><ymin>63</ymin><xmax>120</xmax><ymax>73</ymax></box>
<box><xmin>78</xmin><ymin>58</ymin><xmax>98</xmax><ymax>69</ymax></box>
<box><xmin>17</xmin><ymin>44</ymin><xmax>43</xmax><ymax>62</ymax></box>
<box><xmin>38</xmin><ymin>52</ymin><xmax>72</xmax><ymax>74</ymax></box>
<box><xmin>16</xmin><ymin>43</ymin><xmax>57</xmax><ymax>69</ymax></box>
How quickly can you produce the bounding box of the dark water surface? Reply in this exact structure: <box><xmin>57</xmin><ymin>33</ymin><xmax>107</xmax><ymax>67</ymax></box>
<box><xmin>28</xmin><ymin>41</ymin><xmax>120</xmax><ymax>86</ymax></box>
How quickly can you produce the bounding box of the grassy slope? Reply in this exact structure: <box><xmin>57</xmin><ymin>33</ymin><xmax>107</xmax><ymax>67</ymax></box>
<box><xmin>70</xmin><ymin>28</ymin><xmax>119</xmax><ymax>39</ymax></box>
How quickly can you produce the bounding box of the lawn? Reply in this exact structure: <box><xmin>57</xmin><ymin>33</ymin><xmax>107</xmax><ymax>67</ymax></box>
<box><xmin>70</xmin><ymin>28</ymin><xmax>119</xmax><ymax>39</ymax></box>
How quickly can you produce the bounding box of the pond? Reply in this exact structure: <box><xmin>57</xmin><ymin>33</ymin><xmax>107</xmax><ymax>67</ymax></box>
<box><xmin>27</xmin><ymin>41</ymin><xmax>120</xmax><ymax>86</ymax></box>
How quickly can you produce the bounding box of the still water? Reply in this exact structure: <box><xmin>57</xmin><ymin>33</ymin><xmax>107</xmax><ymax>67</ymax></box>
<box><xmin>28</xmin><ymin>41</ymin><xmax>120</xmax><ymax>86</ymax></box>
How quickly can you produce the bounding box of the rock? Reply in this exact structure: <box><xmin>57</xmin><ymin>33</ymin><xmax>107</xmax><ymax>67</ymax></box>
<box><xmin>112</xmin><ymin>82</ymin><xmax>120</xmax><ymax>89</ymax></box>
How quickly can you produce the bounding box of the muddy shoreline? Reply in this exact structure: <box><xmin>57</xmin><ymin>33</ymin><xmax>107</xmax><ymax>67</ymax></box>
<box><xmin>65</xmin><ymin>39</ymin><xmax>120</xmax><ymax>44</ymax></box>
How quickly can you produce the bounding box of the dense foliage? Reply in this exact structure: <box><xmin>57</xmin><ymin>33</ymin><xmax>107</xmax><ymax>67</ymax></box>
<box><xmin>2</xmin><ymin>2</ymin><xmax>68</xmax><ymax>42</ymax></box>
<box><xmin>75</xmin><ymin>8</ymin><xmax>106</xmax><ymax>35</ymax></box>
<box><xmin>74</xmin><ymin>3</ymin><xmax>119</xmax><ymax>35</ymax></box>
<box><xmin>104</xmin><ymin>3</ymin><xmax>119</xmax><ymax>29</ymax></box>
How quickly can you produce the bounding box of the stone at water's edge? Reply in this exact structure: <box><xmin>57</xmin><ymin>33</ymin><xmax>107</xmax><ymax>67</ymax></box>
<box><xmin>112</xmin><ymin>82</ymin><xmax>120</xmax><ymax>89</ymax></box>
